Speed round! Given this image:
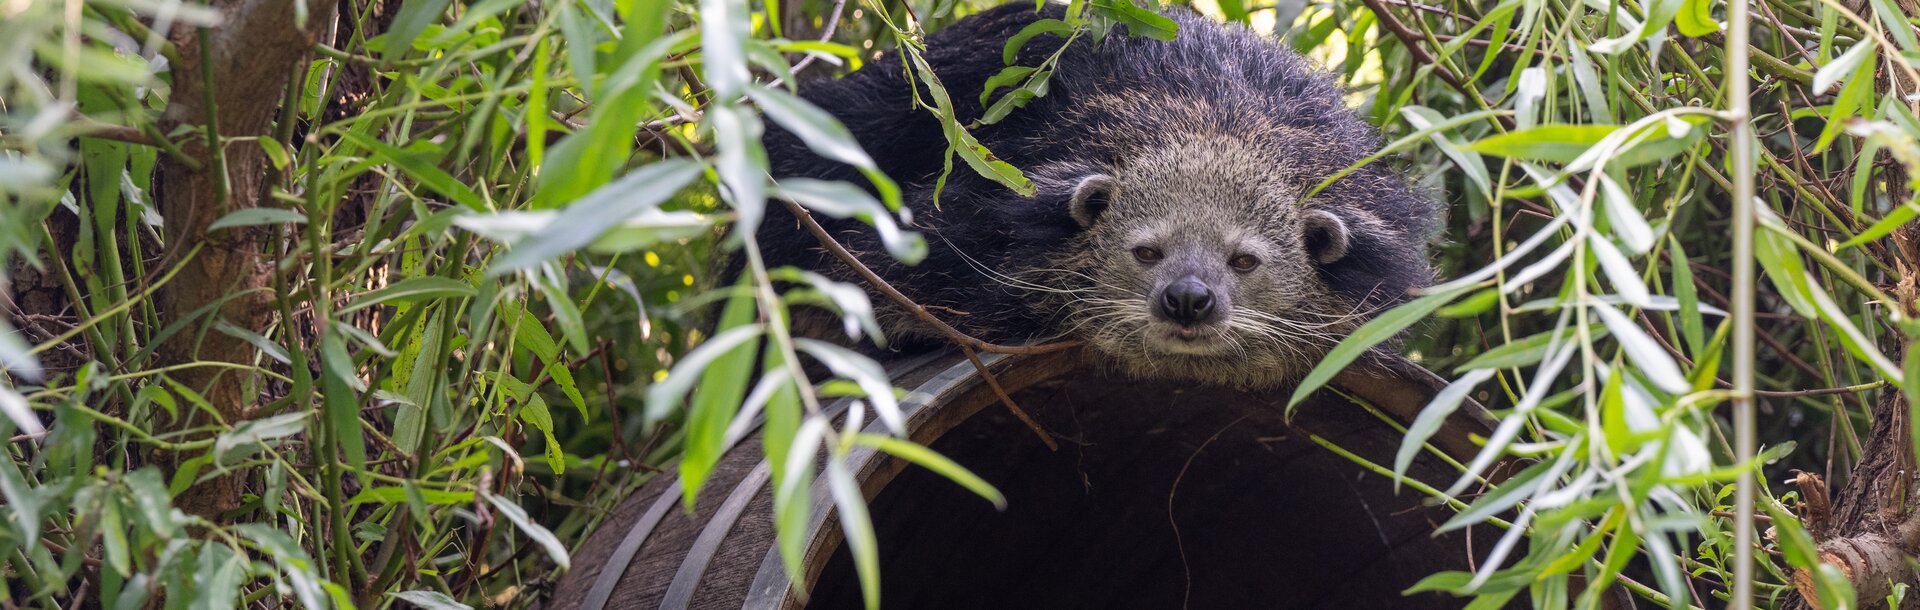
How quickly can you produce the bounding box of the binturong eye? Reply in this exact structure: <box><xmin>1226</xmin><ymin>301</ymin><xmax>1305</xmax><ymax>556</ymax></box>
<box><xmin>1229</xmin><ymin>254</ymin><xmax>1261</xmax><ymax>272</ymax></box>
<box><xmin>1134</xmin><ymin>246</ymin><xmax>1164</xmax><ymax>263</ymax></box>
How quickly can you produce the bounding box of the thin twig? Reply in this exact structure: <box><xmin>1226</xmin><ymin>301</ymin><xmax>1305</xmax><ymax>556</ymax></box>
<box><xmin>777</xmin><ymin>198</ymin><xmax>1071</xmax><ymax>450</ymax></box>
<box><xmin>776</xmin><ymin>199</ymin><xmax>1079</xmax><ymax>356</ymax></box>
<box><xmin>765</xmin><ymin>0</ymin><xmax>849</xmax><ymax>90</ymax></box>
<box><xmin>961</xmin><ymin>344</ymin><xmax>1058</xmax><ymax>450</ymax></box>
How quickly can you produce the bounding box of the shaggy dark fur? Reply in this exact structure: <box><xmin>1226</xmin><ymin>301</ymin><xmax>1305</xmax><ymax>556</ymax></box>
<box><xmin>749</xmin><ymin>3</ymin><xmax>1440</xmax><ymax>384</ymax></box>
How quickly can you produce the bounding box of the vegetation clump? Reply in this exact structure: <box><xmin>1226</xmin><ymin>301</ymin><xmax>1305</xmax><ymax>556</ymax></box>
<box><xmin>3</xmin><ymin>0</ymin><xmax>1919</xmax><ymax>608</ymax></box>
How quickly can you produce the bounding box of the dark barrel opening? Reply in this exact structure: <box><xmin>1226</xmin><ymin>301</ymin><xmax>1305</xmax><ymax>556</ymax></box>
<box><xmin>803</xmin><ymin>371</ymin><xmax>1485</xmax><ymax>610</ymax></box>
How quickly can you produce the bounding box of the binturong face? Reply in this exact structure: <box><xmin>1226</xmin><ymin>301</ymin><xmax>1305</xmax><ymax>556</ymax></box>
<box><xmin>1034</xmin><ymin>139</ymin><xmax>1364</xmax><ymax>388</ymax></box>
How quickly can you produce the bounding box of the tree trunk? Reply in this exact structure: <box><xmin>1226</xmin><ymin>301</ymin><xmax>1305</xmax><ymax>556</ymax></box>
<box><xmin>1789</xmin><ymin>26</ymin><xmax>1920</xmax><ymax>604</ymax></box>
<box><xmin>155</xmin><ymin>0</ymin><xmax>335</xmax><ymax>521</ymax></box>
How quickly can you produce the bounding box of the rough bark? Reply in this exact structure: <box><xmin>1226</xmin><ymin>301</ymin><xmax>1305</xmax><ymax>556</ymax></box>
<box><xmin>1793</xmin><ymin>389</ymin><xmax>1920</xmax><ymax>609</ymax></box>
<box><xmin>1790</xmin><ymin>27</ymin><xmax>1920</xmax><ymax>605</ymax></box>
<box><xmin>155</xmin><ymin>0</ymin><xmax>336</xmax><ymax>521</ymax></box>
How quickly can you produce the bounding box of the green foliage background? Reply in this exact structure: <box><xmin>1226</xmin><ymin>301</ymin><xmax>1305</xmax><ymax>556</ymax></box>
<box><xmin>2</xmin><ymin>0</ymin><xmax>1915</xmax><ymax>608</ymax></box>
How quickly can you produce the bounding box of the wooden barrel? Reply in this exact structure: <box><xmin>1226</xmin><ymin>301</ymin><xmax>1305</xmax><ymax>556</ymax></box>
<box><xmin>545</xmin><ymin>348</ymin><xmax>1501</xmax><ymax>610</ymax></box>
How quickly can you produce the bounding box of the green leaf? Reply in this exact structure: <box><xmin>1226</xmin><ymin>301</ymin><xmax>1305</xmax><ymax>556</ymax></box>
<box><xmin>189</xmin><ymin>543</ymin><xmax>246</xmax><ymax>610</ymax></box>
<box><xmin>1456</xmin><ymin>326</ymin><xmax>1604</xmax><ymax>372</ymax></box>
<box><xmin>519</xmin><ymin>394</ymin><xmax>566</xmax><ymax>473</ymax></box>
<box><xmin>337</xmin><ymin>130</ymin><xmax>487</xmax><ymax>210</ymax></box>
<box><xmin>1092</xmin><ymin>0</ymin><xmax>1178</xmax><ymax>40</ymax></box>
<box><xmin>1838</xmin><ymin>200</ymin><xmax>1920</xmax><ymax>250</ymax></box>
<box><xmin>1590</xmin><ymin>235</ymin><xmax>1651</xmax><ymax>307</ymax></box>
<box><xmin>1402</xmin><ymin>106</ymin><xmax>1491</xmax><ymax>202</ymax></box>
<box><xmin>347</xmin><ymin>486</ymin><xmax>474</xmax><ymax>506</ymax></box>
<box><xmin>209</xmin><ymin>208</ymin><xmax>308</xmax><ymax>231</ymax></box>
<box><xmin>981</xmin><ymin>87</ymin><xmax>1039</xmax><ymax>125</ymax></box>
<box><xmin>774</xmin><ymin>418</ymin><xmax>828</xmax><ymax>581</ymax></box>
<box><xmin>1670</xmin><ymin>237</ymin><xmax>1706</xmax><ymax>357</ymax></box>
<box><xmin>233</xmin><ymin>524</ymin><xmax>327</xmax><ymax>609</ymax></box>
<box><xmin>774</xmin><ymin>179</ymin><xmax>927</xmax><ymax>263</ymax></box>
<box><xmin>1217</xmin><ymin>0</ymin><xmax>1250</xmax><ymax>23</ymax></box>
<box><xmin>980</xmin><ymin>66</ymin><xmax>1038</xmax><ymax>106</ymax></box>
<box><xmin>749</xmin><ymin>85</ymin><xmax>876</xmax><ymax>170</ymax></box>
<box><xmin>1908</xmin><ymin>342</ymin><xmax>1920</xmax><ymax>481</ymax></box>
<box><xmin>510</xmin><ymin>307</ymin><xmax>561</xmax><ymax>364</ymax></box>
<box><xmin>1287</xmin><ymin>288</ymin><xmax>1463</xmax><ymax>409</ymax></box>
<box><xmin>321</xmin><ymin>331</ymin><xmax>367</xmax><ymax>472</ymax></box>
<box><xmin>699</xmin><ymin>0</ymin><xmax>752</xmax><ymax>97</ymax></box>
<box><xmin>827</xmin><ymin>458</ymin><xmax>882</xmax><ymax>610</ymax></box>
<box><xmin>390</xmin><ymin>591</ymin><xmax>473</xmax><ymax>610</ymax></box>
<box><xmin>1436</xmin><ymin>288</ymin><xmax>1499</xmax><ymax>318</ymax></box>
<box><xmin>794</xmin><ymin>339</ymin><xmax>905</xmax><ymax>434</ymax></box>
<box><xmin>1393</xmin><ymin>368</ymin><xmax>1494</xmax><ymax>489</ymax></box>
<box><xmin>125</xmin><ymin>468</ymin><xmax>181</xmax><ymax>539</ymax></box>
<box><xmin>382</xmin><ymin>0</ymin><xmax>452</xmax><ymax>59</ymax></box>
<box><xmin>1597</xmin><ymin>173</ymin><xmax>1655</xmax><ymax>253</ymax></box>
<box><xmin>1814</xmin><ymin>40</ymin><xmax>1876</xmax><ymax>95</ymax></box>
<box><xmin>534</xmin><ymin>275</ymin><xmax>588</xmax><ymax>356</ymax></box>
<box><xmin>213</xmin><ymin>411</ymin><xmax>311</xmax><ymax>463</ymax></box>
<box><xmin>679</xmin><ymin>283</ymin><xmax>759</xmax><ymax>509</ymax></box>
<box><xmin>1002</xmin><ymin>19</ymin><xmax>1077</xmax><ymax>64</ymax></box>
<box><xmin>587</xmin><ymin>210</ymin><xmax>716</xmax><ymax>253</ymax></box>
<box><xmin>1674</xmin><ymin>0</ymin><xmax>1719</xmax><ymax>36</ymax></box>
<box><xmin>906</xmin><ymin>53</ymin><xmax>1033</xmax><ymax>196</ymax></box>
<box><xmin>1464</xmin><ymin>125</ymin><xmax>1617</xmax><ymax>163</ymax></box>
<box><xmin>1590</xmin><ymin>302</ymin><xmax>1689</xmax><ymax>394</ymax></box>
<box><xmin>489</xmin><ymin>159</ymin><xmax>703</xmax><ymax>275</ymax></box>
<box><xmin>853</xmin><ymin>434</ymin><xmax>1006</xmax><ymax>509</ymax></box>
<box><xmin>258</xmin><ymin>139</ymin><xmax>293</xmax><ymax>170</ymax></box>
<box><xmin>485</xmin><ymin>492</ymin><xmax>571</xmax><ymax>570</ymax></box>
<box><xmin>396</xmin><ymin>310</ymin><xmax>444</xmax><ymax>455</ymax></box>
<box><xmin>709</xmin><ymin>103</ymin><xmax>771</xmax><ymax>233</ymax></box>
<box><xmin>645</xmin><ymin>324</ymin><xmax>767</xmax><ymax>425</ymax></box>
<box><xmin>0</xmin><ymin>385</ymin><xmax>42</xmax><ymax>437</ymax></box>
<box><xmin>1404</xmin><ymin>568</ymin><xmax>1534</xmax><ymax>595</ymax></box>
<box><xmin>1815</xmin><ymin>57</ymin><xmax>1875</xmax><ymax>152</ymax></box>
<box><xmin>1870</xmin><ymin>0</ymin><xmax>1920</xmax><ymax>51</ymax></box>
<box><xmin>341</xmin><ymin>277</ymin><xmax>476</xmax><ymax>313</ymax></box>
<box><xmin>549</xmin><ymin>362</ymin><xmax>589</xmax><ymax>422</ymax></box>
<box><xmin>1438</xmin><ymin>459</ymin><xmax>1553</xmax><ymax>533</ymax></box>
<box><xmin>101</xmin><ymin>501</ymin><xmax>130</xmax><ymax>576</ymax></box>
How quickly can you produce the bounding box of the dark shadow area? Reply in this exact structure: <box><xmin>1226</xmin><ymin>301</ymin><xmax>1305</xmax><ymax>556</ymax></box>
<box><xmin>804</xmin><ymin>373</ymin><xmax>1492</xmax><ymax>610</ymax></box>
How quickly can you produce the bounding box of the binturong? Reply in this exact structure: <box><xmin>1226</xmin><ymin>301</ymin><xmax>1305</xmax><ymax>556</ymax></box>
<box><xmin>746</xmin><ymin>2</ymin><xmax>1443</xmax><ymax>388</ymax></box>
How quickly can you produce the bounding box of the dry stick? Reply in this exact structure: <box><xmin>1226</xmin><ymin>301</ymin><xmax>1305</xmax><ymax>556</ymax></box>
<box><xmin>765</xmin><ymin>0</ymin><xmax>849</xmax><ymax>90</ymax></box>
<box><xmin>959</xmin><ymin>343</ymin><xmax>1058</xmax><ymax>451</ymax></box>
<box><xmin>776</xmin><ymin>201</ymin><xmax>1078</xmax><ymax>357</ymax></box>
<box><xmin>1359</xmin><ymin>0</ymin><xmax>1511</xmax><ymax>128</ymax></box>
<box><xmin>777</xmin><ymin>198</ymin><xmax>1068</xmax><ymax>450</ymax></box>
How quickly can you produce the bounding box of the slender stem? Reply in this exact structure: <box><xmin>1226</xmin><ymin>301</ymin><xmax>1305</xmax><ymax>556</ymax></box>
<box><xmin>774</xmin><ymin>198</ymin><xmax>1078</xmax><ymax>356</ymax></box>
<box><xmin>1726</xmin><ymin>0</ymin><xmax>1758</xmax><ymax>604</ymax></box>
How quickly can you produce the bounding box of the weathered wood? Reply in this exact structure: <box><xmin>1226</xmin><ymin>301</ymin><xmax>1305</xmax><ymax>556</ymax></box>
<box><xmin>546</xmin><ymin>349</ymin><xmax>1496</xmax><ymax>610</ymax></box>
<box><xmin>156</xmin><ymin>0</ymin><xmax>337</xmax><ymax>521</ymax></box>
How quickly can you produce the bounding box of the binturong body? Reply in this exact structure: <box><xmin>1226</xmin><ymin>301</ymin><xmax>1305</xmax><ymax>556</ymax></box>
<box><xmin>751</xmin><ymin>3</ymin><xmax>1441</xmax><ymax>388</ymax></box>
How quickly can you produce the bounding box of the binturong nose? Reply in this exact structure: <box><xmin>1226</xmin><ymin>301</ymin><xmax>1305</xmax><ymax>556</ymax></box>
<box><xmin>1156</xmin><ymin>277</ymin><xmax>1216</xmax><ymax>326</ymax></box>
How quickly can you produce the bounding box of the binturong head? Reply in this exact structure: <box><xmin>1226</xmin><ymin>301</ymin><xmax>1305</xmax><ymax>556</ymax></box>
<box><xmin>1028</xmin><ymin>135</ymin><xmax>1408</xmax><ymax>388</ymax></box>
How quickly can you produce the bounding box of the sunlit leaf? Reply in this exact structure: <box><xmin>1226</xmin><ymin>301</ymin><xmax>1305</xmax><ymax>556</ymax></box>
<box><xmin>488</xmin><ymin>159</ymin><xmax>703</xmax><ymax>275</ymax></box>
<box><xmin>1288</xmin><ymin>289</ymin><xmax>1465</xmax><ymax>410</ymax></box>
<box><xmin>209</xmin><ymin>208</ymin><xmax>307</xmax><ymax>231</ymax></box>
<box><xmin>1815</xmin><ymin>39</ymin><xmax>1877</xmax><ymax>95</ymax></box>
<box><xmin>853</xmin><ymin>434</ymin><xmax>1005</xmax><ymax>509</ymax></box>
<box><xmin>485</xmin><ymin>492</ymin><xmax>571</xmax><ymax>570</ymax></box>
<box><xmin>341</xmin><ymin>277</ymin><xmax>475</xmax><ymax>313</ymax></box>
<box><xmin>390</xmin><ymin>591</ymin><xmax>473</xmax><ymax>610</ymax></box>
<box><xmin>1394</xmin><ymin>368</ymin><xmax>1494</xmax><ymax>489</ymax></box>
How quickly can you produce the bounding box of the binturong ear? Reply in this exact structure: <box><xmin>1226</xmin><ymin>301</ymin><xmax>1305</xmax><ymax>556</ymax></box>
<box><xmin>1302</xmin><ymin>208</ymin><xmax>1351</xmax><ymax>264</ymax></box>
<box><xmin>1068</xmin><ymin>175</ymin><xmax>1119</xmax><ymax>228</ymax></box>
